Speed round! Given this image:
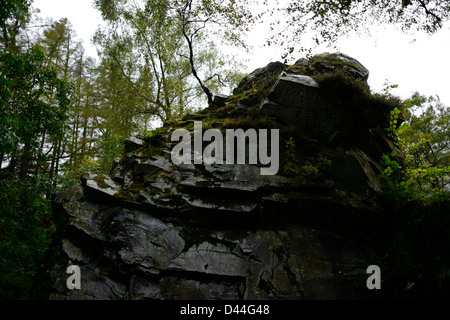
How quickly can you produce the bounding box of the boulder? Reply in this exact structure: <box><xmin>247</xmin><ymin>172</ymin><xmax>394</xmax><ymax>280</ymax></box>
<box><xmin>233</xmin><ymin>61</ymin><xmax>286</xmax><ymax>95</ymax></box>
<box><xmin>309</xmin><ymin>52</ymin><xmax>370</xmax><ymax>81</ymax></box>
<box><xmin>259</xmin><ymin>72</ymin><xmax>323</xmax><ymax>131</ymax></box>
<box><xmin>45</xmin><ymin>53</ymin><xmax>402</xmax><ymax>301</ymax></box>
<box><xmin>212</xmin><ymin>94</ymin><xmax>229</xmax><ymax>108</ymax></box>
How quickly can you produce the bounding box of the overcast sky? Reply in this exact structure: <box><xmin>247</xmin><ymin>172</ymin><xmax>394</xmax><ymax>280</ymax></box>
<box><xmin>33</xmin><ymin>0</ymin><xmax>450</xmax><ymax>106</ymax></box>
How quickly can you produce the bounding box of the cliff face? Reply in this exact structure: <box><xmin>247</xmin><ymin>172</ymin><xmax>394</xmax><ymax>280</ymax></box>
<box><xmin>47</xmin><ymin>53</ymin><xmax>405</xmax><ymax>300</ymax></box>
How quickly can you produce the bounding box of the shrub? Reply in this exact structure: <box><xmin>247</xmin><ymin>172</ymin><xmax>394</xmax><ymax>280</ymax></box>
<box><xmin>0</xmin><ymin>173</ymin><xmax>54</xmax><ymax>299</ymax></box>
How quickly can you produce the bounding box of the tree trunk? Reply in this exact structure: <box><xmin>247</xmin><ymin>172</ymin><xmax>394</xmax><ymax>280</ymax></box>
<box><xmin>48</xmin><ymin>139</ymin><xmax>58</xmax><ymax>183</ymax></box>
<box><xmin>8</xmin><ymin>154</ymin><xmax>17</xmax><ymax>173</ymax></box>
<box><xmin>53</xmin><ymin>138</ymin><xmax>63</xmax><ymax>188</ymax></box>
<box><xmin>19</xmin><ymin>141</ymin><xmax>31</xmax><ymax>181</ymax></box>
<box><xmin>181</xmin><ymin>24</ymin><xmax>213</xmax><ymax>105</ymax></box>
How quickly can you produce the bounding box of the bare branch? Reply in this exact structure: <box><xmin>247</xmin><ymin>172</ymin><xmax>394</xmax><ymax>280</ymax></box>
<box><xmin>204</xmin><ymin>73</ymin><xmax>226</xmax><ymax>86</ymax></box>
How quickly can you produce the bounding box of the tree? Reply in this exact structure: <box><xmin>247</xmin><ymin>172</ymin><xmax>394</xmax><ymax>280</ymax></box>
<box><xmin>94</xmin><ymin>1</ymin><xmax>197</xmax><ymax>124</ymax></box>
<box><xmin>267</xmin><ymin>0</ymin><xmax>450</xmax><ymax>59</ymax></box>
<box><xmin>0</xmin><ymin>0</ymin><xmax>33</xmax><ymax>51</ymax></box>
<box><xmin>0</xmin><ymin>45</ymin><xmax>73</xmax><ymax>180</ymax></box>
<box><xmin>35</xmin><ymin>19</ymin><xmax>84</xmax><ymax>187</ymax></box>
<box><xmin>0</xmin><ymin>0</ymin><xmax>74</xmax><ymax>299</ymax></box>
<box><xmin>397</xmin><ymin>93</ymin><xmax>450</xmax><ymax>193</ymax></box>
<box><xmin>172</xmin><ymin>0</ymin><xmax>253</xmax><ymax>104</ymax></box>
<box><xmin>95</xmin><ymin>0</ymin><xmax>253</xmax><ymax>108</ymax></box>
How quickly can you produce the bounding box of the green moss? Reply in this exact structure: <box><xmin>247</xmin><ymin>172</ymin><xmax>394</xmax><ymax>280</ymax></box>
<box><xmin>129</xmin><ymin>127</ymin><xmax>170</xmax><ymax>159</ymax></box>
<box><xmin>128</xmin><ymin>182</ymin><xmax>145</xmax><ymax>191</ymax></box>
<box><xmin>113</xmin><ymin>182</ymin><xmax>145</xmax><ymax>202</ymax></box>
<box><xmin>283</xmin><ymin>137</ymin><xmax>301</xmax><ymax>177</ymax></box>
<box><xmin>166</xmin><ymin>119</ymin><xmax>196</xmax><ymax>131</ymax></box>
<box><xmin>114</xmin><ymin>189</ymin><xmax>136</xmax><ymax>202</ymax></box>
<box><xmin>224</xmin><ymin>72</ymin><xmax>280</xmax><ymax>111</ymax></box>
<box><xmin>285</xmin><ymin>64</ymin><xmax>310</xmax><ymax>76</ymax></box>
<box><xmin>144</xmin><ymin>127</ymin><xmax>167</xmax><ymax>145</ymax></box>
<box><xmin>218</xmin><ymin>115</ymin><xmax>280</xmax><ymax>130</ymax></box>
<box><xmin>93</xmin><ymin>175</ymin><xmax>110</xmax><ymax>189</ymax></box>
<box><xmin>313</xmin><ymin>70</ymin><xmax>370</xmax><ymax>97</ymax></box>
<box><xmin>210</xmin><ymin>104</ymin><xmax>237</xmax><ymax>119</ymax></box>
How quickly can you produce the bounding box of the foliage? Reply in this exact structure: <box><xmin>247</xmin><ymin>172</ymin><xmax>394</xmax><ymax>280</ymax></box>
<box><xmin>145</xmin><ymin>127</ymin><xmax>166</xmax><ymax>144</ymax></box>
<box><xmin>283</xmin><ymin>137</ymin><xmax>331</xmax><ymax>177</ymax></box>
<box><xmin>380</xmin><ymin>155</ymin><xmax>450</xmax><ymax>203</ymax></box>
<box><xmin>58</xmin><ymin>134</ymin><xmax>125</xmax><ymax>190</ymax></box>
<box><xmin>380</xmin><ymin>92</ymin><xmax>450</xmax><ymax>204</ymax></box>
<box><xmin>399</xmin><ymin>93</ymin><xmax>450</xmax><ymax>170</ymax></box>
<box><xmin>0</xmin><ymin>0</ymin><xmax>32</xmax><ymax>50</ymax></box>
<box><xmin>97</xmin><ymin>133</ymin><xmax>125</xmax><ymax>173</ymax></box>
<box><xmin>0</xmin><ymin>46</ymin><xmax>72</xmax><ymax>152</ymax></box>
<box><xmin>0</xmin><ymin>173</ymin><xmax>54</xmax><ymax>300</ymax></box>
<box><xmin>58</xmin><ymin>158</ymin><xmax>102</xmax><ymax>189</ymax></box>
<box><xmin>94</xmin><ymin>0</ymin><xmax>253</xmax><ymax>107</ymax></box>
<box><xmin>0</xmin><ymin>0</ymin><xmax>32</xmax><ymax>25</ymax></box>
<box><xmin>380</xmin><ymin>150</ymin><xmax>420</xmax><ymax>202</ymax></box>
<box><xmin>266</xmin><ymin>0</ymin><xmax>450</xmax><ymax>59</ymax></box>
<box><xmin>0</xmin><ymin>2</ymin><xmax>75</xmax><ymax>300</ymax></box>
<box><xmin>386</xmin><ymin>107</ymin><xmax>402</xmax><ymax>141</ymax></box>
<box><xmin>371</xmin><ymin>91</ymin><xmax>450</xmax><ymax>299</ymax></box>
<box><xmin>283</xmin><ymin>137</ymin><xmax>301</xmax><ymax>176</ymax></box>
<box><xmin>93</xmin><ymin>2</ymin><xmax>194</xmax><ymax>123</ymax></box>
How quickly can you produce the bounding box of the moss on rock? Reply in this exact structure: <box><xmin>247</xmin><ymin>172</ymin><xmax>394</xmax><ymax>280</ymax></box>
<box><xmin>93</xmin><ymin>175</ymin><xmax>111</xmax><ymax>189</ymax></box>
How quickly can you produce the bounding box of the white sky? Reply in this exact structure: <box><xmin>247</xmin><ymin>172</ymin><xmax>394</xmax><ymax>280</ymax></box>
<box><xmin>33</xmin><ymin>0</ymin><xmax>450</xmax><ymax>106</ymax></box>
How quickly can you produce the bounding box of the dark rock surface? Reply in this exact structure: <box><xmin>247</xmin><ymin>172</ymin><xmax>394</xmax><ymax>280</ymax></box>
<box><xmin>309</xmin><ymin>52</ymin><xmax>370</xmax><ymax>81</ymax></box>
<box><xmin>46</xmin><ymin>53</ymin><xmax>402</xmax><ymax>300</ymax></box>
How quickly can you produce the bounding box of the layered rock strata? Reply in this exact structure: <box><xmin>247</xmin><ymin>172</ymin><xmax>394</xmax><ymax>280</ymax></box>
<box><xmin>47</xmin><ymin>53</ymin><xmax>403</xmax><ymax>300</ymax></box>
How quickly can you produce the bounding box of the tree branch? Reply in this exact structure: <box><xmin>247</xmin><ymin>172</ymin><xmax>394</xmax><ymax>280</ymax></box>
<box><xmin>205</xmin><ymin>73</ymin><xmax>226</xmax><ymax>86</ymax></box>
<box><xmin>416</xmin><ymin>0</ymin><xmax>443</xmax><ymax>28</ymax></box>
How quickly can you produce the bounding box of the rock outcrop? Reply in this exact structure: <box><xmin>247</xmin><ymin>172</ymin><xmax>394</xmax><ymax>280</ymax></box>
<box><xmin>46</xmin><ymin>53</ymin><xmax>405</xmax><ymax>300</ymax></box>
